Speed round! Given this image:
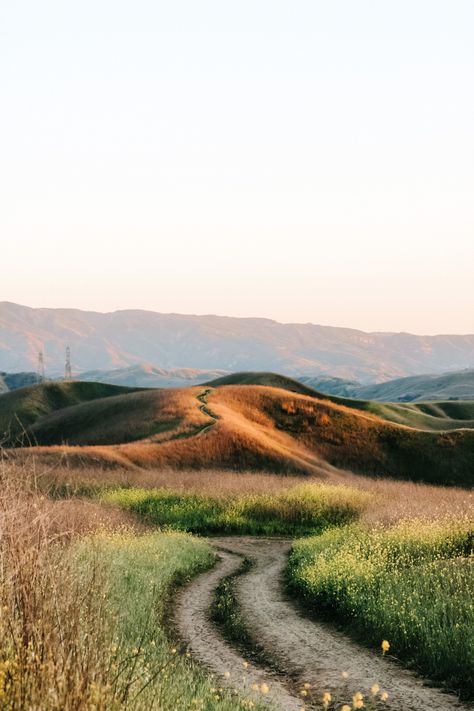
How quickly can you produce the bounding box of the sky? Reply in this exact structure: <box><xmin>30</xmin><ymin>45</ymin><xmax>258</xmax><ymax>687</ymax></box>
<box><xmin>1</xmin><ymin>1</ymin><xmax>473</xmax><ymax>335</ymax></box>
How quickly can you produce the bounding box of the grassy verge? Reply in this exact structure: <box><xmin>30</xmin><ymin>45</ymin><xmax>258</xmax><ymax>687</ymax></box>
<box><xmin>0</xmin><ymin>506</ymin><xmax>271</xmax><ymax>710</ymax></box>
<box><xmin>77</xmin><ymin>531</ymin><xmax>269</xmax><ymax>710</ymax></box>
<box><xmin>100</xmin><ymin>483</ymin><xmax>371</xmax><ymax>536</ymax></box>
<box><xmin>287</xmin><ymin>518</ymin><xmax>474</xmax><ymax>698</ymax></box>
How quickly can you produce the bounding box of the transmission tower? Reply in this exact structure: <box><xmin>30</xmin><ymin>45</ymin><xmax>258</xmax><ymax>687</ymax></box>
<box><xmin>65</xmin><ymin>346</ymin><xmax>72</xmax><ymax>380</ymax></box>
<box><xmin>37</xmin><ymin>350</ymin><xmax>45</xmax><ymax>382</ymax></box>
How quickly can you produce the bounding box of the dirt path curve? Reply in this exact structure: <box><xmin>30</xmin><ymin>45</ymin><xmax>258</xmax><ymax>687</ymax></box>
<box><xmin>174</xmin><ymin>546</ymin><xmax>302</xmax><ymax>710</ymax></box>
<box><xmin>195</xmin><ymin>388</ymin><xmax>219</xmax><ymax>437</ymax></box>
<box><xmin>174</xmin><ymin>537</ymin><xmax>469</xmax><ymax>711</ymax></box>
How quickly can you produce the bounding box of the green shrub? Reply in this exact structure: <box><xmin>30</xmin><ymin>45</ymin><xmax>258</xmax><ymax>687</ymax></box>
<box><xmin>288</xmin><ymin>519</ymin><xmax>474</xmax><ymax>697</ymax></box>
<box><xmin>101</xmin><ymin>484</ymin><xmax>370</xmax><ymax>536</ymax></box>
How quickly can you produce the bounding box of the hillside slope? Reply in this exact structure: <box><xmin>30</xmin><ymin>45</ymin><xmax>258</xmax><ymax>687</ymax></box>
<box><xmin>2</xmin><ymin>301</ymin><xmax>474</xmax><ymax>381</ymax></box>
<box><xmin>0</xmin><ymin>381</ymin><xmax>137</xmax><ymax>444</ymax></box>
<box><xmin>0</xmin><ymin>371</ymin><xmax>40</xmax><ymax>393</ymax></box>
<box><xmin>208</xmin><ymin>372</ymin><xmax>474</xmax><ymax>431</ymax></box>
<box><xmin>299</xmin><ymin>369</ymin><xmax>474</xmax><ymax>401</ymax></box>
<box><xmin>2</xmin><ymin>380</ymin><xmax>473</xmax><ymax>486</ymax></box>
<box><xmin>206</xmin><ymin>372</ymin><xmax>325</xmax><ymax>398</ymax></box>
<box><xmin>356</xmin><ymin>369</ymin><xmax>474</xmax><ymax>402</ymax></box>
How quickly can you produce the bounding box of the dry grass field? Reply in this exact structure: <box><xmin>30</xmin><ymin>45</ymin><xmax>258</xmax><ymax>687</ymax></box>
<box><xmin>5</xmin><ymin>455</ymin><xmax>473</xmax><ymax>526</ymax></box>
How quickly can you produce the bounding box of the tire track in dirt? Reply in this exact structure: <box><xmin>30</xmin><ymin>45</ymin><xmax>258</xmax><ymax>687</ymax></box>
<box><xmin>173</xmin><ymin>547</ymin><xmax>302</xmax><ymax>710</ymax></box>
<box><xmin>174</xmin><ymin>537</ymin><xmax>469</xmax><ymax>711</ymax></box>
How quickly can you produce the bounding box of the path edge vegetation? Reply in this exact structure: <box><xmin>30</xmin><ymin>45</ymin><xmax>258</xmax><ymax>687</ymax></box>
<box><xmin>286</xmin><ymin>519</ymin><xmax>474</xmax><ymax>700</ymax></box>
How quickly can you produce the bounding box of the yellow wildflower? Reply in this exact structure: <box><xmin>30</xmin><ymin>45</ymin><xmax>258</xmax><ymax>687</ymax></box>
<box><xmin>381</xmin><ymin>640</ymin><xmax>390</xmax><ymax>655</ymax></box>
<box><xmin>371</xmin><ymin>683</ymin><xmax>380</xmax><ymax>695</ymax></box>
<box><xmin>323</xmin><ymin>691</ymin><xmax>332</xmax><ymax>706</ymax></box>
<box><xmin>260</xmin><ymin>683</ymin><xmax>269</xmax><ymax>695</ymax></box>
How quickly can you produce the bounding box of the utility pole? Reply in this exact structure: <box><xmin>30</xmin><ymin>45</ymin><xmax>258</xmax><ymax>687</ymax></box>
<box><xmin>37</xmin><ymin>350</ymin><xmax>45</xmax><ymax>383</ymax></box>
<box><xmin>65</xmin><ymin>346</ymin><xmax>72</xmax><ymax>380</ymax></box>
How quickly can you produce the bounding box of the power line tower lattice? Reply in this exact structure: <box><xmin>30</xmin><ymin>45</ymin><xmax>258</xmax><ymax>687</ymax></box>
<box><xmin>65</xmin><ymin>346</ymin><xmax>72</xmax><ymax>380</ymax></box>
<box><xmin>37</xmin><ymin>351</ymin><xmax>45</xmax><ymax>383</ymax></box>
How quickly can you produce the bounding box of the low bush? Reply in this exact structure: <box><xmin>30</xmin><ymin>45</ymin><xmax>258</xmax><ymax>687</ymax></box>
<box><xmin>101</xmin><ymin>483</ymin><xmax>371</xmax><ymax>536</ymax></box>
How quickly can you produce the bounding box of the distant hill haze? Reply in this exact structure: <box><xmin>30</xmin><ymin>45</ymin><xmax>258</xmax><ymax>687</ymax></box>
<box><xmin>300</xmin><ymin>370</ymin><xmax>474</xmax><ymax>402</ymax></box>
<box><xmin>2</xmin><ymin>366</ymin><xmax>474</xmax><ymax>403</ymax></box>
<box><xmin>1</xmin><ymin>301</ymin><xmax>474</xmax><ymax>382</ymax></box>
<box><xmin>80</xmin><ymin>364</ymin><xmax>227</xmax><ymax>389</ymax></box>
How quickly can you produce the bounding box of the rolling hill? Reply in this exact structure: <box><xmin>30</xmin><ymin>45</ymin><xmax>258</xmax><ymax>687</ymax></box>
<box><xmin>300</xmin><ymin>369</ymin><xmax>474</xmax><ymax>402</ymax></box>
<box><xmin>355</xmin><ymin>369</ymin><xmax>474</xmax><ymax>402</ymax></box>
<box><xmin>1</xmin><ymin>301</ymin><xmax>474</xmax><ymax>382</ymax></box>
<box><xmin>79</xmin><ymin>364</ymin><xmax>227</xmax><ymax>389</ymax></box>
<box><xmin>0</xmin><ymin>371</ymin><xmax>40</xmax><ymax>393</ymax></box>
<box><xmin>207</xmin><ymin>372</ymin><xmax>474</xmax><ymax>431</ymax></box>
<box><xmin>1</xmin><ymin>377</ymin><xmax>473</xmax><ymax>487</ymax></box>
<box><xmin>0</xmin><ymin>381</ymin><xmax>138</xmax><ymax>445</ymax></box>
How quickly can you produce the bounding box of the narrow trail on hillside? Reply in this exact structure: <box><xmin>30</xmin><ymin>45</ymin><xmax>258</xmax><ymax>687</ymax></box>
<box><xmin>195</xmin><ymin>388</ymin><xmax>219</xmax><ymax>436</ymax></box>
<box><xmin>174</xmin><ymin>537</ymin><xmax>468</xmax><ymax>711</ymax></box>
<box><xmin>159</xmin><ymin>389</ymin><xmax>218</xmax><ymax>443</ymax></box>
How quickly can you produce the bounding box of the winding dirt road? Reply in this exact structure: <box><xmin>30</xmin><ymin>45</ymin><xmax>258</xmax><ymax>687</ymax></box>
<box><xmin>174</xmin><ymin>537</ymin><xmax>469</xmax><ymax>711</ymax></box>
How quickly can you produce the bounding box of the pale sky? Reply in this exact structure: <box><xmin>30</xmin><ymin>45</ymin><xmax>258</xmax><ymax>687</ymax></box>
<box><xmin>1</xmin><ymin>1</ymin><xmax>473</xmax><ymax>334</ymax></box>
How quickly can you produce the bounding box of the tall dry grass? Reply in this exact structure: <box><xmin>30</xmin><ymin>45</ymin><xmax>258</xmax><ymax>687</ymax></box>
<box><xmin>11</xmin><ymin>455</ymin><xmax>472</xmax><ymax>525</ymax></box>
<box><xmin>0</xmin><ymin>458</ymin><xmax>272</xmax><ymax>711</ymax></box>
<box><xmin>0</xmin><ymin>465</ymin><xmax>119</xmax><ymax>709</ymax></box>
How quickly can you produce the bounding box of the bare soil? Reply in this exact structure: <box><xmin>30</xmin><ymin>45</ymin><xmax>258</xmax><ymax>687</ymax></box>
<box><xmin>174</xmin><ymin>537</ymin><xmax>469</xmax><ymax>711</ymax></box>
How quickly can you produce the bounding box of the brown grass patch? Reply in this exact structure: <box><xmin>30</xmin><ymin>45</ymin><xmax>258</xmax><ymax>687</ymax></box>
<box><xmin>5</xmin><ymin>384</ymin><xmax>474</xmax><ymax>487</ymax></box>
<box><xmin>9</xmin><ymin>456</ymin><xmax>471</xmax><ymax>527</ymax></box>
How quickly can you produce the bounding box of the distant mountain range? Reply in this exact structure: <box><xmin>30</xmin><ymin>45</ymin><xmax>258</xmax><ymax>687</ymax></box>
<box><xmin>1</xmin><ymin>301</ymin><xmax>474</xmax><ymax>382</ymax></box>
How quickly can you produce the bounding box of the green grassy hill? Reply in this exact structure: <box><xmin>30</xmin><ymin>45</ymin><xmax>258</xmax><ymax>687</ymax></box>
<box><xmin>355</xmin><ymin>399</ymin><xmax>474</xmax><ymax>431</ymax></box>
<box><xmin>205</xmin><ymin>371</ymin><xmax>326</xmax><ymax>398</ymax></box>
<box><xmin>0</xmin><ymin>381</ymin><xmax>138</xmax><ymax>445</ymax></box>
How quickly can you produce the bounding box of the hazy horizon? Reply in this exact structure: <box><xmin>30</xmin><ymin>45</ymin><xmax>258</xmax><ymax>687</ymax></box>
<box><xmin>2</xmin><ymin>1</ymin><xmax>473</xmax><ymax>335</ymax></box>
